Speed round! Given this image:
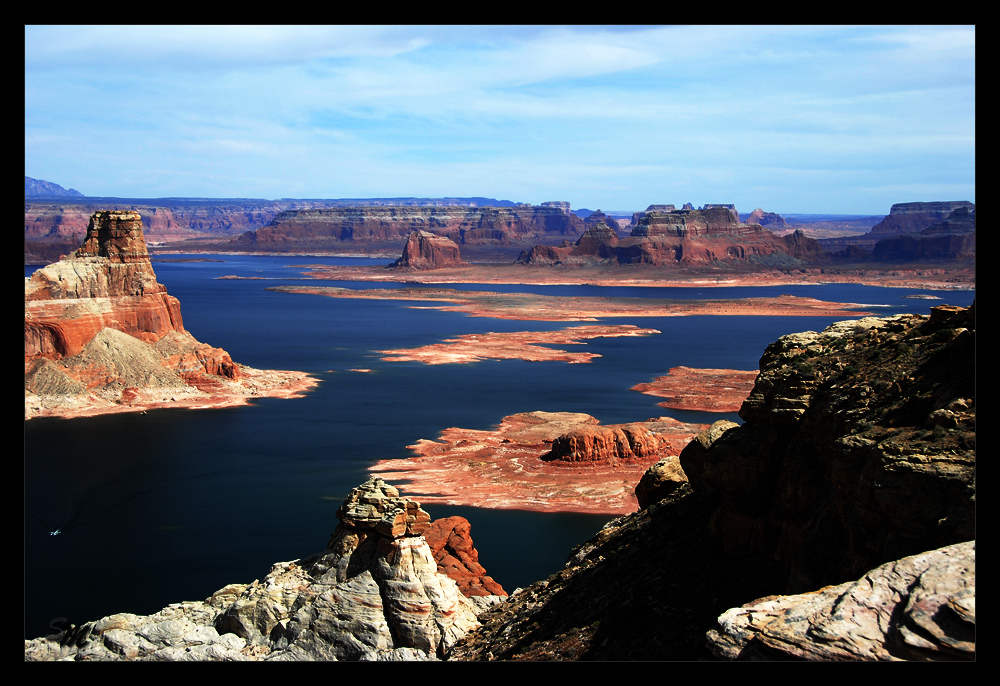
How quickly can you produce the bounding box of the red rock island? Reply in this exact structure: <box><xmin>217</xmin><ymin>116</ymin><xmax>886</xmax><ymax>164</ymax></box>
<box><xmin>25</xmin><ymin>210</ymin><xmax>318</xmax><ymax>419</ymax></box>
<box><xmin>631</xmin><ymin>367</ymin><xmax>760</xmax><ymax>413</ymax></box>
<box><xmin>371</xmin><ymin>411</ymin><xmax>708</xmax><ymax>514</ymax></box>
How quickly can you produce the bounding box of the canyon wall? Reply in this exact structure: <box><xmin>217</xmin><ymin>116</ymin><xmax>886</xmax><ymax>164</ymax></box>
<box><xmin>517</xmin><ymin>206</ymin><xmax>820</xmax><ymax>267</ymax></box>
<box><xmin>230</xmin><ymin>203</ymin><xmax>585</xmax><ymax>251</ymax></box>
<box><xmin>24</xmin><ymin>196</ymin><xmax>534</xmax><ymax>262</ymax></box>
<box><xmin>869</xmin><ymin>201</ymin><xmax>975</xmax><ymax>237</ymax></box>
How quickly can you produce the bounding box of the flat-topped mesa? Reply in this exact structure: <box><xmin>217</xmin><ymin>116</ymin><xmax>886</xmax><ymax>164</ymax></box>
<box><xmin>869</xmin><ymin>201</ymin><xmax>976</xmax><ymax>236</ymax></box>
<box><xmin>630</xmin><ymin>206</ymin><xmax>760</xmax><ymax>238</ymax></box>
<box><xmin>231</xmin><ymin>203</ymin><xmax>585</xmax><ymax>250</ymax></box>
<box><xmin>540</xmin><ymin>200</ymin><xmax>572</xmax><ymax>215</ymax></box>
<box><xmin>391</xmin><ymin>230</ymin><xmax>464</xmax><ymax>270</ymax></box>
<box><xmin>701</xmin><ymin>204</ymin><xmax>740</xmax><ymax>222</ymax></box>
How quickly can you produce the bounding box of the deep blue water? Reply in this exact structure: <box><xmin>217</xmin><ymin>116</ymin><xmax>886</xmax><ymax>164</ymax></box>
<box><xmin>23</xmin><ymin>255</ymin><xmax>975</xmax><ymax>639</ymax></box>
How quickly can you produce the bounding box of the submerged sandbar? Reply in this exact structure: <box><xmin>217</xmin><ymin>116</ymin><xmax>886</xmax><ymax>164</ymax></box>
<box><xmin>268</xmin><ymin>286</ymin><xmax>873</xmax><ymax>322</ymax></box>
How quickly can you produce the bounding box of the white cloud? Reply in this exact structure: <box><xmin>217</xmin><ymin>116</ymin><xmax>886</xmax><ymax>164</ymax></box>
<box><xmin>24</xmin><ymin>25</ymin><xmax>975</xmax><ymax>213</ymax></box>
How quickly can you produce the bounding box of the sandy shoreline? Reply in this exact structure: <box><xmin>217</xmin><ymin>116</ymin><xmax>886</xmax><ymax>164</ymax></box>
<box><xmin>287</xmin><ymin>262</ymin><xmax>975</xmax><ymax>291</ymax></box>
<box><xmin>269</xmin><ymin>286</ymin><xmax>878</xmax><ymax>322</ymax></box>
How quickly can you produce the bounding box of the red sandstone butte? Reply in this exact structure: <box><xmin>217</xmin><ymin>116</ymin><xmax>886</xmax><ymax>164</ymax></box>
<box><xmin>25</xmin><ymin>210</ymin><xmax>317</xmax><ymax>419</ymax></box>
<box><xmin>371</xmin><ymin>411</ymin><xmax>708</xmax><ymax>515</ymax></box>
<box><xmin>631</xmin><ymin>367</ymin><xmax>760</xmax><ymax>413</ymax></box>
<box><xmin>391</xmin><ymin>230</ymin><xmax>465</xmax><ymax>270</ymax></box>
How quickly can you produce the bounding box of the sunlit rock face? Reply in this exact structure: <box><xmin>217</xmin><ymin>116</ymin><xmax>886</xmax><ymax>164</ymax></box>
<box><xmin>391</xmin><ymin>230</ymin><xmax>464</xmax><ymax>270</ymax></box>
<box><xmin>25</xmin><ymin>211</ymin><xmax>187</xmax><ymax>357</ymax></box>
<box><xmin>25</xmin><ymin>211</ymin><xmax>318</xmax><ymax>419</ymax></box>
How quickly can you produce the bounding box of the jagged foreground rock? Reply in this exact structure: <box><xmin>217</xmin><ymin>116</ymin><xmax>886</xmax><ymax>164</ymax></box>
<box><xmin>450</xmin><ymin>304</ymin><xmax>974</xmax><ymax>661</ymax></box>
<box><xmin>24</xmin><ymin>478</ymin><xmax>505</xmax><ymax>661</ymax></box>
<box><xmin>707</xmin><ymin>540</ymin><xmax>975</xmax><ymax>660</ymax></box>
<box><xmin>25</xmin><ymin>210</ymin><xmax>316</xmax><ymax>418</ymax></box>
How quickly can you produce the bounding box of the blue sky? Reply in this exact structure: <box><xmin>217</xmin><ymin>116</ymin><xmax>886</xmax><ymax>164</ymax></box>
<box><xmin>25</xmin><ymin>25</ymin><xmax>975</xmax><ymax>215</ymax></box>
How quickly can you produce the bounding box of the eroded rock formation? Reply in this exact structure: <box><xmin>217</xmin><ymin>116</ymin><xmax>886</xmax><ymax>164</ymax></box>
<box><xmin>231</xmin><ymin>203</ymin><xmax>584</xmax><ymax>251</ymax></box>
<box><xmin>391</xmin><ymin>230</ymin><xmax>464</xmax><ymax>270</ymax></box>
<box><xmin>423</xmin><ymin>517</ymin><xmax>508</xmax><ymax>598</ymax></box>
<box><xmin>869</xmin><ymin>201</ymin><xmax>975</xmax><ymax>237</ymax></box>
<box><xmin>517</xmin><ymin>206</ymin><xmax>821</xmax><ymax>267</ymax></box>
<box><xmin>24</xmin><ymin>478</ymin><xmax>504</xmax><ymax>661</ymax></box>
<box><xmin>25</xmin><ymin>211</ymin><xmax>316</xmax><ymax>419</ymax></box>
<box><xmin>682</xmin><ymin>304</ymin><xmax>975</xmax><ymax>589</ymax></box>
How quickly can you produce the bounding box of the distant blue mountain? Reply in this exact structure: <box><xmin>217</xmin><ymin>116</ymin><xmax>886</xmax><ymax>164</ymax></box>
<box><xmin>25</xmin><ymin>176</ymin><xmax>84</xmax><ymax>197</ymax></box>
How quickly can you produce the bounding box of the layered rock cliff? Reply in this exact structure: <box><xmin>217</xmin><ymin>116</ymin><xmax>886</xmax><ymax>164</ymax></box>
<box><xmin>24</xmin><ymin>478</ymin><xmax>503</xmax><ymax>661</ymax></box>
<box><xmin>451</xmin><ymin>304</ymin><xmax>975</xmax><ymax>661</ymax></box>
<box><xmin>517</xmin><ymin>206</ymin><xmax>819</xmax><ymax>267</ymax></box>
<box><xmin>25</xmin><ymin>211</ymin><xmax>316</xmax><ymax>419</ymax></box>
<box><xmin>230</xmin><ymin>203</ymin><xmax>585</xmax><ymax>252</ymax></box>
<box><xmin>869</xmin><ymin>201</ymin><xmax>975</xmax><ymax>237</ymax></box>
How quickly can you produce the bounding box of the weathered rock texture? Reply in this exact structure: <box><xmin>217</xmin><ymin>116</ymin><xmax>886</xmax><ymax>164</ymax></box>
<box><xmin>451</xmin><ymin>305</ymin><xmax>974</xmax><ymax>661</ymax></box>
<box><xmin>707</xmin><ymin>540</ymin><xmax>975</xmax><ymax>661</ymax></box>
<box><xmin>391</xmin><ymin>230</ymin><xmax>464</xmax><ymax>270</ymax></box>
<box><xmin>423</xmin><ymin>517</ymin><xmax>508</xmax><ymax>598</ymax></box>
<box><xmin>682</xmin><ymin>304</ymin><xmax>976</xmax><ymax>590</ymax></box>
<box><xmin>24</xmin><ymin>478</ymin><xmax>503</xmax><ymax>661</ymax></box>
<box><xmin>25</xmin><ymin>211</ymin><xmax>316</xmax><ymax>419</ymax></box>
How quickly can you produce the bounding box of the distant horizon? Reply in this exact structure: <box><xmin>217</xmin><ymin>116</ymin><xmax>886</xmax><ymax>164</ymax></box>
<box><xmin>23</xmin><ymin>182</ymin><xmax>901</xmax><ymax>218</ymax></box>
<box><xmin>26</xmin><ymin>26</ymin><xmax>974</xmax><ymax>215</ymax></box>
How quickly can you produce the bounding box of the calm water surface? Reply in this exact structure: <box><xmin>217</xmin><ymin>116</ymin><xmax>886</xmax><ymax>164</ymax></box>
<box><xmin>23</xmin><ymin>255</ymin><xmax>975</xmax><ymax>638</ymax></box>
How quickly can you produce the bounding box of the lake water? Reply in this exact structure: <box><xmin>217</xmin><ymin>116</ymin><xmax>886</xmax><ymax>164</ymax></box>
<box><xmin>23</xmin><ymin>255</ymin><xmax>975</xmax><ymax>639</ymax></box>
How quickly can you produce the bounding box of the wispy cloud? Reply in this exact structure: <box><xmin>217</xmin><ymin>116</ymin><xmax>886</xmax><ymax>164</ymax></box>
<box><xmin>25</xmin><ymin>25</ymin><xmax>975</xmax><ymax>213</ymax></box>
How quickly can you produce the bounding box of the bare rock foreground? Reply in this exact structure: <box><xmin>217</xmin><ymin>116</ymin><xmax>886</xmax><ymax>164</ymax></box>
<box><xmin>24</xmin><ymin>478</ymin><xmax>505</xmax><ymax>661</ymax></box>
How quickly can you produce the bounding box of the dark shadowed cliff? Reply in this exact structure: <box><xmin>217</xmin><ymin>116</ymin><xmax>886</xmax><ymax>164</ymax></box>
<box><xmin>450</xmin><ymin>303</ymin><xmax>975</xmax><ymax>661</ymax></box>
